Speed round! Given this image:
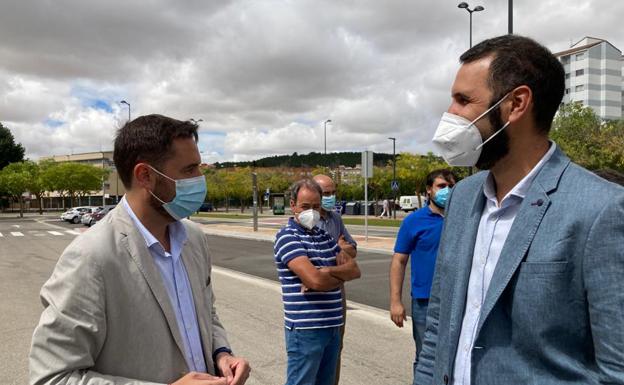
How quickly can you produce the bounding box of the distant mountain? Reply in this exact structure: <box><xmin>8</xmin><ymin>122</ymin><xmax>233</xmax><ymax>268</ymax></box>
<box><xmin>214</xmin><ymin>151</ymin><xmax>394</xmax><ymax>169</ymax></box>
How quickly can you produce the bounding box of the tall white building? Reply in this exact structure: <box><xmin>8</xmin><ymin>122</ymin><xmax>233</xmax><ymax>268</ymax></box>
<box><xmin>554</xmin><ymin>37</ymin><xmax>623</xmax><ymax>120</ymax></box>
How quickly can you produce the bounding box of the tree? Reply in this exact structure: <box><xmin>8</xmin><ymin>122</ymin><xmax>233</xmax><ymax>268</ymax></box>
<box><xmin>551</xmin><ymin>103</ymin><xmax>624</xmax><ymax>172</ymax></box>
<box><xmin>0</xmin><ymin>122</ymin><xmax>25</xmax><ymax>169</ymax></box>
<box><xmin>0</xmin><ymin>162</ymin><xmax>33</xmax><ymax>217</ymax></box>
<box><xmin>45</xmin><ymin>163</ymin><xmax>109</xmax><ymax>207</ymax></box>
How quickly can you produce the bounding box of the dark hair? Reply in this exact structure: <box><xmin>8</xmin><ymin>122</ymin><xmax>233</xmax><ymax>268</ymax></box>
<box><xmin>460</xmin><ymin>35</ymin><xmax>565</xmax><ymax>134</ymax></box>
<box><xmin>426</xmin><ymin>169</ymin><xmax>456</xmax><ymax>187</ymax></box>
<box><xmin>113</xmin><ymin>114</ymin><xmax>199</xmax><ymax>188</ymax></box>
<box><xmin>594</xmin><ymin>169</ymin><xmax>624</xmax><ymax>186</ymax></box>
<box><xmin>289</xmin><ymin>179</ymin><xmax>322</xmax><ymax>204</ymax></box>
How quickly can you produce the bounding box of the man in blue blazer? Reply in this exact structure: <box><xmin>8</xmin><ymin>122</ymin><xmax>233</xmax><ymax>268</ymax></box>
<box><xmin>416</xmin><ymin>35</ymin><xmax>624</xmax><ymax>385</ymax></box>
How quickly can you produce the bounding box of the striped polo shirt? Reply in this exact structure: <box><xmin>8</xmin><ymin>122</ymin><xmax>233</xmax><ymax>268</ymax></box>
<box><xmin>274</xmin><ymin>217</ymin><xmax>344</xmax><ymax>330</ymax></box>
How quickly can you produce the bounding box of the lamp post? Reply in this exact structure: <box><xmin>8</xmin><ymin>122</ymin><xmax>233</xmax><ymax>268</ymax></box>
<box><xmin>190</xmin><ymin>118</ymin><xmax>203</xmax><ymax>124</ymax></box>
<box><xmin>324</xmin><ymin>119</ymin><xmax>331</xmax><ymax>155</ymax></box>
<box><xmin>457</xmin><ymin>2</ymin><xmax>485</xmax><ymax>48</ymax></box>
<box><xmin>508</xmin><ymin>0</ymin><xmax>513</xmax><ymax>34</ymax></box>
<box><xmin>388</xmin><ymin>137</ymin><xmax>396</xmax><ymax>219</ymax></box>
<box><xmin>120</xmin><ymin>100</ymin><xmax>131</xmax><ymax>122</ymax></box>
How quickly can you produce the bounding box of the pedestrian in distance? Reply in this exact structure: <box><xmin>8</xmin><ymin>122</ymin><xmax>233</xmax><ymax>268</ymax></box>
<box><xmin>389</xmin><ymin>169</ymin><xmax>455</xmax><ymax>385</ymax></box>
<box><xmin>415</xmin><ymin>35</ymin><xmax>624</xmax><ymax>385</ymax></box>
<box><xmin>379</xmin><ymin>198</ymin><xmax>391</xmax><ymax>218</ymax></box>
<box><xmin>29</xmin><ymin>114</ymin><xmax>250</xmax><ymax>385</ymax></box>
<box><xmin>274</xmin><ymin>178</ymin><xmax>361</xmax><ymax>385</ymax></box>
<box><xmin>313</xmin><ymin>174</ymin><xmax>358</xmax><ymax>385</ymax></box>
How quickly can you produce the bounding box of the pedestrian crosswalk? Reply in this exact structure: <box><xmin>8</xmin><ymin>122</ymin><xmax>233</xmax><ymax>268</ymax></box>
<box><xmin>0</xmin><ymin>229</ymin><xmax>84</xmax><ymax>239</ymax></box>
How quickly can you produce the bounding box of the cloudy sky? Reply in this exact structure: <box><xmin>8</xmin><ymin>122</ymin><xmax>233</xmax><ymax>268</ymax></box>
<box><xmin>1</xmin><ymin>0</ymin><xmax>621</xmax><ymax>163</ymax></box>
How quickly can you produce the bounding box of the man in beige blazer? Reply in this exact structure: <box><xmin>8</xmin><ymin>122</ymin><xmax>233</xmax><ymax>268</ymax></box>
<box><xmin>29</xmin><ymin>115</ymin><xmax>250</xmax><ymax>385</ymax></box>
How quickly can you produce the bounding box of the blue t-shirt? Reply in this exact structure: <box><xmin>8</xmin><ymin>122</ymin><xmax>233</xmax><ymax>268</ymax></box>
<box><xmin>393</xmin><ymin>205</ymin><xmax>444</xmax><ymax>299</ymax></box>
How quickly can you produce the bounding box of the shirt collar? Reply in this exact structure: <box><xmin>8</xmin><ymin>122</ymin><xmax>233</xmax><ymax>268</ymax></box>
<box><xmin>121</xmin><ymin>196</ymin><xmax>187</xmax><ymax>253</ymax></box>
<box><xmin>483</xmin><ymin>141</ymin><xmax>557</xmax><ymax>205</ymax></box>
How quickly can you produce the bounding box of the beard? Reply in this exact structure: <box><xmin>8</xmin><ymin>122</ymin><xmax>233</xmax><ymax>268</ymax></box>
<box><xmin>149</xmin><ymin>181</ymin><xmax>176</xmax><ymax>221</ymax></box>
<box><xmin>475</xmin><ymin>104</ymin><xmax>510</xmax><ymax>170</ymax></box>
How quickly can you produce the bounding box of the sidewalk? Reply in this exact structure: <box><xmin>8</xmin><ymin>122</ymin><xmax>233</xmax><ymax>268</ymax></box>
<box><xmin>212</xmin><ymin>266</ymin><xmax>414</xmax><ymax>385</ymax></box>
<box><xmin>198</xmin><ymin>222</ymin><xmax>395</xmax><ymax>254</ymax></box>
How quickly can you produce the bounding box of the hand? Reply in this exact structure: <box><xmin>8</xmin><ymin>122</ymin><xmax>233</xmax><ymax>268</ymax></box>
<box><xmin>390</xmin><ymin>301</ymin><xmax>407</xmax><ymax>328</ymax></box>
<box><xmin>338</xmin><ymin>236</ymin><xmax>356</xmax><ymax>259</ymax></box>
<box><xmin>171</xmin><ymin>372</ymin><xmax>227</xmax><ymax>385</ymax></box>
<box><xmin>336</xmin><ymin>250</ymin><xmax>351</xmax><ymax>266</ymax></box>
<box><xmin>216</xmin><ymin>353</ymin><xmax>251</xmax><ymax>385</ymax></box>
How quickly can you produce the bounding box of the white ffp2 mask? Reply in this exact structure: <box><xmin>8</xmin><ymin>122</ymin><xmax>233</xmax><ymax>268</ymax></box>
<box><xmin>432</xmin><ymin>93</ymin><xmax>510</xmax><ymax>167</ymax></box>
<box><xmin>297</xmin><ymin>209</ymin><xmax>320</xmax><ymax>230</ymax></box>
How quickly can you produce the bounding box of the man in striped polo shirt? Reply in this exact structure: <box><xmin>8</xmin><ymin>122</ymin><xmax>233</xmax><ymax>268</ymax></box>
<box><xmin>274</xmin><ymin>179</ymin><xmax>361</xmax><ymax>385</ymax></box>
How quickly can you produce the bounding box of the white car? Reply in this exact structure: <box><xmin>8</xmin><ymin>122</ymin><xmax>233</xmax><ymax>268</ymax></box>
<box><xmin>61</xmin><ymin>206</ymin><xmax>93</xmax><ymax>224</ymax></box>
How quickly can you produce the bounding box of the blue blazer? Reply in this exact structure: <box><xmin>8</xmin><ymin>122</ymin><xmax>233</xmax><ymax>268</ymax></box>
<box><xmin>415</xmin><ymin>148</ymin><xmax>624</xmax><ymax>385</ymax></box>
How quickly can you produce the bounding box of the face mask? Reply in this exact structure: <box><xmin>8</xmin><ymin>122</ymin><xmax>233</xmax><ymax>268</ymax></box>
<box><xmin>432</xmin><ymin>93</ymin><xmax>510</xmax><ymax>167</ymax></box>
<box><xmin>432</xmin><ymin>186</ymin><xmax>451</xmax><ymax>209</ymax></box>
<box><xmin>297</xmin><ymin>209</ymin><xmax>320</xmax><ymax>230</ymax></box>
<box><xmin>147</xmin><ymin>165</ymin><xmax>207</xmax><ymax>221</ymax></box>
<box><xmin>321</xmin><ymin>195</ymin><xmax>336</xmax><ymax>211</ymax></box>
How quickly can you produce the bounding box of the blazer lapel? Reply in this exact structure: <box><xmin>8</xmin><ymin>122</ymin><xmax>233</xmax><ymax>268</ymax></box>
<box><xmin>447</xmin><ymin>175</ymin><xmax>487</xmax><ymax>362</ymax></box>
<box><xmin>475</xmin><ymin>148</ymin><xmax>570</xmax><ymax>335</ymax></box>
<box><xmin>113</xmin><ymin>207</ymin><xmax>189</xmax><ymax>363</ymax></box>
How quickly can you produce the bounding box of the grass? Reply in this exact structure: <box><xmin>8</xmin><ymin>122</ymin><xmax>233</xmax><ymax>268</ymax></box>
<box><xmin>342</xmin><ymin>217</ymin><xmax>401</xmax><ymax>227</ymax></box>
<box><xmin>193</xmin><ymin>212</ymin><xmax>254</xmax><ymax>220</ymax></box>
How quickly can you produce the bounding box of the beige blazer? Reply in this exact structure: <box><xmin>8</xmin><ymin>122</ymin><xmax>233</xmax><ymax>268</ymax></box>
<box><xmin>29</xmin><ymin>205</ymin><xmax>231</xmax><ymax>385</ymax></box>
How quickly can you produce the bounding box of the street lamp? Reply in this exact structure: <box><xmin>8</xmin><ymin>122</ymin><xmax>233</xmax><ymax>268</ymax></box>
<box><xmin>457</xmin><ymin>2</ymin><xmax>485</xmax><ymax>48</ymax></box>
<box><xmin>120</xmin><ymin>100</ymin><xmax>131</xmax><ymax>122</ymax></box>
<box><xmin>190</xmin><ymin>118</ymin><xmax>203</xmax><ymax>124</ymax></box>
<box><xmin>324</xmin><ymin>119</ymin><xmax>331</xmax><ymax>155</ymax></box>
<box><xmin>388</xmin><ymin>137</ymin><xmax>397</xmax><ymax>219</ymax></box>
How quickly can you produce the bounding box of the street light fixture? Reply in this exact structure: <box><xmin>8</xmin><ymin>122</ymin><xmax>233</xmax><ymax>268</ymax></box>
<box><xmin>388</xmin><ymin>137</ymin><xmax>397</xmax><ymax>219</ymax></box>
<box><xmin>324</xmin><ymin>119</ymin><xmax>332</xmax><ymax>155</ymax></box>
<box><xmin>189</xmin><ymin>118</ymin><xmax>203</xmax><ymax>124</ymax></box>
<box><xmin>120</xmin><ymin>100</ymin><xmax>131</xmax><ymax>122</ymax></box>
<box><xmin>457</xmin><ymin>2</ymin><xmax>485</xmax><ymax>48</ymax></box>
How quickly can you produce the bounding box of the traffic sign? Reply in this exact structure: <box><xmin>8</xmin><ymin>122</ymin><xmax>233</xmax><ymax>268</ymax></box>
<box><xmin>391</xmin><ymin>180</ymin><xmax>399</xmax><ymax>191</ymax></box>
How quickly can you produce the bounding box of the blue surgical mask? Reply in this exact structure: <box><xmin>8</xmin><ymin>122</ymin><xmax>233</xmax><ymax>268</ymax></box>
<box><xmin>432</xmin><ymin>187</ymin><xmax>451</xmax><ymax>209</ymax></box>
<box><xmin>147</xmin><ymin>165</ymin><xmax>207</xmax><ymax>220</ymax></box>
<box><xmin>321</xmin><ymin>195</ymin><xmax>336</xmax><ymax>211</ymax></box>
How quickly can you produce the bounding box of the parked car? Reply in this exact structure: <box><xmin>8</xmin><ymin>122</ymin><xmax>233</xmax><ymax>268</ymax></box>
<box><xmin>399</xmin><ymin>196</ymin><xmax>421</xmax><ymax>212</ymax></box>
<box><xmin>87</xmin><ymin>205</ymin><xmax>117</xmax><ymax>226</ymax></box>
<box><xmin>81</xmin><ymin>206</ymin><xmax>104</xmax><ymax>226</ymax></box>
<box><xmin>198</xmin><ymin>202</ymin><xmax>214</xmax><ymax>212</ymax></box>
<box><xmin>61</xmin><ymin>206</ymin><xmax>93</xmax><ymax>224</ymax></box>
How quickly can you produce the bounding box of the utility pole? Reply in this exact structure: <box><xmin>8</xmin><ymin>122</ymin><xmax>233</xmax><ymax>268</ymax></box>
<box><xmin>252</xmin><ymin>172</ymin><xmax>258</xmax><ymax>232</ymax></box>
<box><xmin>388</xmin><ymin>137</ymin><xmax>397</xmax><ymax>219</ymax></box>
<box><xmin>508</xmin><ymin>0</ymin><xmax>513</xmax><ymax>34</ymax></box>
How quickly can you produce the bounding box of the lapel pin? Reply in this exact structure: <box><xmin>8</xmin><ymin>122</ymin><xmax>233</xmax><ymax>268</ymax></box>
<box><xmin>530</xmin><ymin>199</ymin><xmax>544</xmax><ymax>207</ymax></box>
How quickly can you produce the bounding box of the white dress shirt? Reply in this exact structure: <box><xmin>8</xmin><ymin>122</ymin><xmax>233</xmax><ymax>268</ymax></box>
<box><xmin>452</xmin><ymin>143</ymin><xmax>556</xmax><ymax>385</ymax></box>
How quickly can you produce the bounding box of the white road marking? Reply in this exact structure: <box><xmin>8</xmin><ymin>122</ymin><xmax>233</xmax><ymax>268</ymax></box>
<box><xmin>10</xmin><ymin>232</ymin><xmax>24</xmax><ymax>237</ymax></box>
<box><xmin>65</xmin><ymin>230</ymin><xmax>81</xmax><ymax>235</ymax></box>
<box><xmin>47</xmin><ymin>231</ymin><xmax>64</xmax><ymax>236</ymax></box>
<box><xmin>0</xmin><ymin>232</ymin><xmax>3</xmax><ymax>237</ymax></box>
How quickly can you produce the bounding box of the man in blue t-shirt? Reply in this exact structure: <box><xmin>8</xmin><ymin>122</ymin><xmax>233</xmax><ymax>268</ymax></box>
<box><xmin>389</xmin><ymin>169</ymin><xmax>456</xmax><ymax>384</ymax></box>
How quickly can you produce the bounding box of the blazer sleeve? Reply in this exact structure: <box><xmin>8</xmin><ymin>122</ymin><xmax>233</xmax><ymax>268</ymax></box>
<box><xmin>28</xmin><ymin>245</ymin><xmax>163</xmax><ymax>385</ymax></box>
<box><xmin>583</xmin><ymin>192</ymin><xmax>624</xmax><ymax>384</ymax></box>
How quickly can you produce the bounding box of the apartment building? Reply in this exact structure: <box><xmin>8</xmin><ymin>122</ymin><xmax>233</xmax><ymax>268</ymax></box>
<box><xmin>554</xmin><ymin>37</ymin><xmax>623</xmax><ymax>120</ymax></box>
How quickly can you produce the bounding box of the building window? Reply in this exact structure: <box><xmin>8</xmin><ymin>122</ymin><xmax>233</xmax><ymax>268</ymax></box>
<box><xmin>576</xmin><ymin>52</ymin><xmax>585</xmax><ymax>61</ymax></box>
<box><xmin>575</xmin><ymin>85</ymin><xmax>585</xmax><ymax>92</ymax></box>
<box><xmin>575</xmin><ymin>69</ymin><xmax>584</xmax><ymax>76</ymax></box>
<box><xmin>565</xmin><ymin>88</ymin><xmax>570</xmax><ymax>94</ymax></box>
<box><xmin>561</xmin><ymin>56</ymin><xmax>570</xmax><ymax>64</ymax></box>
<box><xmin>565</xmin><ymin>73</ymin><xmax>570</xmax><ymax>79</ymax></box>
